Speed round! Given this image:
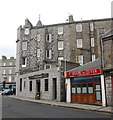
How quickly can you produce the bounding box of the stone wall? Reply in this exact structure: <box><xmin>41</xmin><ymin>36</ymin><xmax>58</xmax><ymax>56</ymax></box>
<box><xmin>105</xmin><ymin>76</ymin><xmax>112</xmax><ymax>106</ymax></box>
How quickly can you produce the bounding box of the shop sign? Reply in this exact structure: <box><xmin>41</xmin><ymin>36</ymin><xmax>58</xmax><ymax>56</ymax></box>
<box><xmin>65</xmin><ymin>68</ymin><xmax>102</xmax><ymax>77</ymax></box>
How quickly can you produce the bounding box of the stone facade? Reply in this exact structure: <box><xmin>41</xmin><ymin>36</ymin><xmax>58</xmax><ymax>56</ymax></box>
<box><xmin>102</xmin><ymin>30</ymin><xmax>113</xmax><ymax>106</ymax></box>
<box><xmin>0</xmin><ymin>56</ymin><xmax>16</xmax><ymax>83</ymax></box>
<box><xmin>105</xmin><ymin>76</ymin><xmax>112</xmax><ymax>106</ymax></box>
<box><xmin>16</xmin><ymin>15</ymin><xmax>112</xmax><ymax>101</ymax></box>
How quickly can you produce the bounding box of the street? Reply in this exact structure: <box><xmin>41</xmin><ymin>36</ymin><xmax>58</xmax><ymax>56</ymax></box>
<box><xmin>2</xmin><ymin>96</ymin><xmax>111</xmax><ymax>118</ymax></box>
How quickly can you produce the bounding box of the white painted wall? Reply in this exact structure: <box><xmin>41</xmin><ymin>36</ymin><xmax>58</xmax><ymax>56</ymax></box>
<box><xmin>65</xmin><ymin>78</ymin><xmax>71</xmax><ymax>103</ymax></box>
<box><xmin>101</xmin><ymin>75</ymin><xmax>106</xmax><ymax>107</ymax></box>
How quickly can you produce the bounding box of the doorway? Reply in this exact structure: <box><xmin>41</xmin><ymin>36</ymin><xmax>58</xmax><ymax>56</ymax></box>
<box><xmin>53</xmin><ymin>78</ymin><xmax>57</xmax><ymax>99</ymax></box>
<box><xmin>36</xmin><ymin>80</ymin><xmax>40</xmax><ymax>93</ymax></box>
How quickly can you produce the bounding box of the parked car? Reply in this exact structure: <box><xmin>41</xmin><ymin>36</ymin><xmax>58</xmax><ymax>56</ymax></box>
<box><xmin>2</xmin><ymin>88</ymin><xmax>13</xmax><ymax>95</ymax></box>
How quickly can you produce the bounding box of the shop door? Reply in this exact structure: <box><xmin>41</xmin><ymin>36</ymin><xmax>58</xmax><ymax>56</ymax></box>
<box><xmin>71</xmin><ymin>83</ymin><xmax>102</xmax><ymax>104</ymax></box>
<box><xmin>94</xmin><ymin>84</ymin><xmax>102</xmax><ymax>104</ymax></box>
<box><xmin>53</xmin><ymin>78</ymin><xmax>57</xmax><ymax>99</ymax></box>
<box><xmin>36</xmin><ymin>80</ymin><xmax>40</xmax><ymax>93</ymax></box>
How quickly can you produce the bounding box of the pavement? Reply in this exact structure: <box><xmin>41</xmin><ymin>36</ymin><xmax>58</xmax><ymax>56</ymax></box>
<box><xmin>7</xmin><ymin>95</ymin><xmax>112</xmax><ymax>114</ymax></box>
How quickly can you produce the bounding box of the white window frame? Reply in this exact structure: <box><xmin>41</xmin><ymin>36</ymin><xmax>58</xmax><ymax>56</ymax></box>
<box><xmin>58</xmin><ymin>57</ymin><xmax>64</xmax><ymax>61</ymax></box>
<box><xmin>78</xmin><ymin>55</ymin><xmax>83</xmax><ymax>65</ymax></box>
<box><xmin>3</xmin><ymin>70</ymin><xmax>6</xmax><ymax>74</ymax></box>
<box><xmin>37</xmin><ymin>34</ymin><xmax>40</xmax><ymax>41</ymax></box>
<box><xmin>58</xmin><ymin>41</ymin><xmax>64</xmax><ymax>50</ymax></box>
<box><xmin>92</xmin><ymin>54</ymin><xmax>95</xmax><ymax>61</ymax></box>
<box><xmin>90</xmin><ymin>23</ymin><xmax>94</xmax><ymax>31</ymax></box>
<box><xmin>91</xmin><ymin>38</ymin><xmax>95</xmax><ymax>47</ymax></box>
<box><xmin>37</xmin><ymin>49</ymin><xmax>40</xmax><ymax>58</ymax></box>
<box><xmin>44</xmin><ymin>64</ymin><xmax>51</xmax><ymax>70</ymax></box>
<box><xmin>77</xmin><ymin>39</ymin><xmax>82</xmax><ymax>48</ymax></box>
<box><xmin>10</xmin><ymin>62</ymin><xmax>12</xmax><ymax>66</ymax></box>
<box><xmin>76</xmin><ymin>24</ymin><xmax>82</xmax><ymax>32</ymax></box>
<box><xmin>22</xmin><ymin>41</ymin><xmax>27</xmax><ymax>50</ymax></box>
<box><xmin>3</xmin><ymin>63</ymin><xmax>6</xmax><ymax>66</ymax></box>
<box><xmin>58</xmin><ymin>27</ymin><xmax>63</xmax><ymax>34</ymax></box>
<box><xmin>9</xmin><ymin>76</ymin><xmax>12</xmax><ymax>82</ymax></box>
<box><xmin>9</xmin><ymin>69</ymin><xmax>12</xmax><ymax>74</ymax></box>
<box><xmin>22</xmin><ymin>57</ymin><xmax>27</xmax><ymax>67</ymax></box>
<box><xmin>46</xmin><ymin>34</ymin><xmax>52</xmax><ymax>42</ymax></box>
<box><xmin>25</xmin><ymin>28</ymin><xmax>29</xmax><ymax>35</ymax></box>
<box><xmin>46</xmin><ymin>50</ymin><xmax>52</xmax><ymax>59</ymax></box>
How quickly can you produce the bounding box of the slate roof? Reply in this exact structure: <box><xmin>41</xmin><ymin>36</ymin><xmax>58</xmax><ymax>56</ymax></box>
<box><xmin>67</xmin><ymin>58</ymin><xmax>101</xmax><ymax>72</ymax></box>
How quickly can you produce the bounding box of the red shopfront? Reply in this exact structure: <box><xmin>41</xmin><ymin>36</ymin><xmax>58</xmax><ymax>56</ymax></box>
<box><xmin>65</xmin><ymin>67</ymin><xmax>103</xmax><ymax>105</ymax></box>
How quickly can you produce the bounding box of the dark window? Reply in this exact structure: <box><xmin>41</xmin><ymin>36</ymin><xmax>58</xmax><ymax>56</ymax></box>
<box><xmin>45</xmin><ymin>79</ymin><xmax>48</xmax><ymax>91</ymax></box>
<box><xmin>99</xmin><ymin>28</ymin><xmax>104</xmax><ymax>34</ymax></box>
<box><xmin>29</xmin><ymin>81</ymin><xmax>32</xmax><ymax>91</ymax></box>
<box><xmin>20</xmin><ymin>78</ymin><xmax>22</xmax><ymax>91</ymax></box>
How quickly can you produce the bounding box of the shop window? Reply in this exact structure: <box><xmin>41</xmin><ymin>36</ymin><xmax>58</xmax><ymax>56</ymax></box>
<box><xmin>72</xmin><ymin>85</ymin><xmax>76</xmax><ymax>94</ymax></box>
<box><xmin>82</xmin><ymin>84</ymin><xmax>87</xmax><ymax>94</ymax></box>
<box><xmin>45</xmin><ymin>79</ymin><xmax>48</xmax><ymax>91</ymax></box>
<box><xmin>96</xmin><ymin>92</ymin><xmax>101</xmax><ymax>101</ymax></box>
<box><xmin>77</xmin><ymin>85</ymin><xmax>81</xmax><ymax>94</ymax></box>
<box><xmin>29</xmin><ymin>81</ymin><xmax>32</xmax><ymax>91</ymax></box>
<box><xmin>88</xmin><ymin>84</ymin><xmax>93</xmax><ymax>94</ymax></box>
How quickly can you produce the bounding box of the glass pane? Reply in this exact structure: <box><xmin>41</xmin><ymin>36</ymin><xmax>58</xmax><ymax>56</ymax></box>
<box><xmin>72</xmin><ymin>87</ymin><xmax>76</xmax><ymax>93</ymax></box>
<box><xmin>96</xmin><ymin>92</ymin><xmax>101</xmax><ymax>100</ymax></box>
<box><xmin>88</xmin><ymin>84</ymin><xmax>93</xmax><ymax>94</ymax></box>
<box><xmin>82</xmin><ymin>84</ymin><xmax>87</xmax><ymax>93</ymax></box>
<box><xmin>77</xmin><ymin>86</ymin><xmax>81</xmax><ymax>94</ymax></box>
<box><xmin>96</xmin><ymin>85</ymin><xmax>100</xmax><ymax>90</ymax></box>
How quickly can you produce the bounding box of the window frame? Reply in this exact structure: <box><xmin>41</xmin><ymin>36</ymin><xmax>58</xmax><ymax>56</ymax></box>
<box><xmin>58</xmin><ymin>41</ymin><xmax>64</xmax><ymax>50</ymax></box>
<box><xmin>77</xmin><ymin>39</ymin><xmax>82</xmax><ymax>48</ymax></box>
<box><xmin>76</xmin><ymin>24</ymin><xmax>82</xmax><ymax>32</ymax></box>
<box><xmin>24</xmin><ymin>28</ymin><xmax>29</xmax><ymax>35</ymax></box>
<box><xmin>78</xmin><ymin>55</ymin><xmax>83</xmax><ymax>65</ymax></box>
<box><xmin>58</xmin><ymin>27</ymin><xmax>63</xmax><ymax>35</ymax></box>
<box><xmin>22</xmin><ymin>41</ymin><xmax>27</xmax><ymax>51</ymax></box>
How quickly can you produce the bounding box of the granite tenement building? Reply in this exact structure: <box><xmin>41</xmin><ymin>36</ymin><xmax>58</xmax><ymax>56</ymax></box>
<box><xmin>16</xmin><ymin>15</ymin><xmax>112</xmax><ymax>101</ymax></box>
<box><xmin>0</xmin><ymin>56</ymin><xmax>16</xmax><ymax>85</ymax></box>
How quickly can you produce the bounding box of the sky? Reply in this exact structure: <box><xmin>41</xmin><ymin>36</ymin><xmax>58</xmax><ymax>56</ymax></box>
<box><xmin>0</xmin><ymin>0</ymin><xmax>112</xmax><ymax>59</ymax></box>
